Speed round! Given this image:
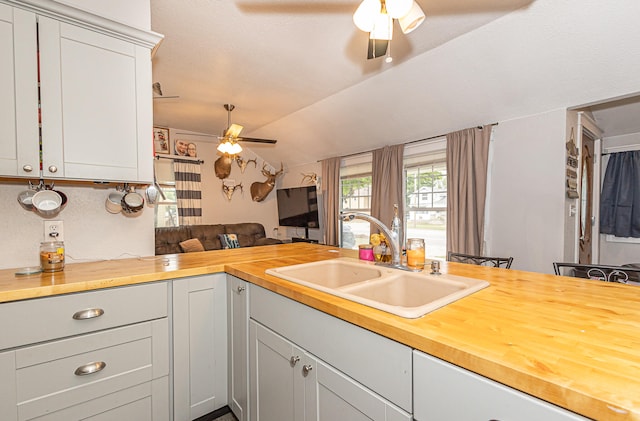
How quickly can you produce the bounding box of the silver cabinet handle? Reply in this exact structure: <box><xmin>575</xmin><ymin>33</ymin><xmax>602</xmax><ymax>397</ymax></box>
<box><xmin>72</xmin><ymin>308</ymin><xmax>105</xmax><ymax>320</ymax></box>
<box><xmin>237</xmin><ymin>285</ymin><xmax>246</xmax><ymax>293</ymax></box>
<box><xmin>302</xmin><ymin>364</ymin><xmax>313</xmax><ymax>377</ymax></box>
<box><xmin>290</xmin><ymin>356</ymin><xmax>300</xmax><ymax>367</ymax></box>
<box><xmin>48</xmin><ymin>165</ymin><xmax>58</xmax><ymax>173</ymax></box>
<box><xmin>74</xmin><ymin>361</ymin><xmax>106</xmax><ymax>376</ymax></box>
<box><xmin>22</xmin><ymin>164</ymin><xmax>33</xmax><ymax>172</ymax></box>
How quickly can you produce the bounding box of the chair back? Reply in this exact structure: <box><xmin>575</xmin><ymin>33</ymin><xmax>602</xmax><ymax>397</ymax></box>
<box><xmin>553</xmin><ymin>262</ymin><xmax>640</xmax><ymax>284</ymax></box>
<box><xmin>447</xmin><ymin>252</ymin><xmax>514</xmax><ymax>269</ymax></box>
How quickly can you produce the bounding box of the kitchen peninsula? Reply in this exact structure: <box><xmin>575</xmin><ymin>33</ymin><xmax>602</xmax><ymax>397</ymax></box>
<box><xmin>0</xmin><ymin>243</ymin><xmax>638</xmax><ymax>420</ymax></box>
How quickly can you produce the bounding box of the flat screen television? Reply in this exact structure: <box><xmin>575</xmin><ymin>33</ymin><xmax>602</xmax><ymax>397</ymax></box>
<box><xmin>276</xmin><ymin>186</ymin><xmax>320</xmax><ymax>229</ymax></box>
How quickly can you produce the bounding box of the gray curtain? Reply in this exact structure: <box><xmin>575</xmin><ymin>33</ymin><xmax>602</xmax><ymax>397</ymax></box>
<box><xmin>446</xmin><ymin>126</ymin><xmax>492</xmax><ymax>255</ymax></box>
<box><xmin>321</xmin><ymin>157</ymin><xmax>341</xmax><ymax>246</ymax></box>
<box><xmin>371</xmin><ymin>144</ymin><xmax>404</xmax><ymax>239</ymax></box>
<box><xmin>600</xmin><ymin>151</ymin><xmax>640</xmax><ymax>238</ymax></box>
<box><xmin>174</xmin><ymin>160</ymin><xmax>202</xmax><ymax>226</ymax></box>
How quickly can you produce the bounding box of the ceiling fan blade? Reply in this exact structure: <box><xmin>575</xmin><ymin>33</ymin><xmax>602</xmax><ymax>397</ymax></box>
<box><xmin>153</xmin><ymin>95</ymin><xmax>180</xmax><ymax>99</ymax></box>
<box><xmin>237</xmin><ymin>137</ymin><xmax>277</xmax><ymax>144</ymax></box>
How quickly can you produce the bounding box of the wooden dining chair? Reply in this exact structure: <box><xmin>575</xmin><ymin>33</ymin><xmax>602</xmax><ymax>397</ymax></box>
<box><xmin>447</xmin><ymin>252</ymin><xmax>514</xmax><ymax>269</ymax></box>
<box><xmin>553</xmin><ymin>262</ymin><xmax>640</xmax><ymax>284</ymax></box>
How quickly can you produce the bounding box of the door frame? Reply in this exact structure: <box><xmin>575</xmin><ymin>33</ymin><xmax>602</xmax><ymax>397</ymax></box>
<box><xmin>575</xmin><ymin>112</ymin><xmax>602</xmax><ymax>263</ymax></box>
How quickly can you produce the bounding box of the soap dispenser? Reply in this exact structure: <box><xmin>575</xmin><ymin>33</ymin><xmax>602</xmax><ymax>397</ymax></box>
<box><xmin>390</xmin><ymin>203</ymin><xmax>401</xmax><ymax>244</ymax></box>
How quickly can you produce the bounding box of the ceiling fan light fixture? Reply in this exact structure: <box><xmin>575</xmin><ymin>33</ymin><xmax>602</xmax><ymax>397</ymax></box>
<box><xmin>399</xmin><ymin>1</ymin><xmax>425</xmax><ymax>34</ymax></box>
<box><xmin>385</xmin><ymin>0</ymin><xmax>412</xmax><ymax>19</ymax></box>
<box><xmin>217</xmin><ymin>140</ymin><xmax>243</xmax><ymax>155</ymax></box>
<box><xmin>370</xmin><ymin>12</ymin><xmax>393</xmax><ymax>40</ymax></box>
<box><xmin>353</xmin><ymin>0</ymin><xmax>380</xmax><ymax>32</ymax></box>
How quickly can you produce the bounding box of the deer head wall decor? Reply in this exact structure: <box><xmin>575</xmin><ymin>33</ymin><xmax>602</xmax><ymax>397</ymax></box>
<box><xmin>214</xmin><ymin>155</ymin><xmax>233</xmax><ymax>179</ymax></box>
<box><xmin>301</xmin><ymin>172</ymin><xmax>318</xmax><ymax>185</ymax></box>
<box><xmin>235</xmin><ymin>156</ymin><xmax>257</xmax><ymax>174</ymax></box>
<box><xmin>222</xmin><ymin>181</ymin><xmax>243</xmax><ymax>201</ymax></box>
<box><xmin>250</xmin><ymin>163</ymin><xmax>284</xmax><ymax>202</ymax></box>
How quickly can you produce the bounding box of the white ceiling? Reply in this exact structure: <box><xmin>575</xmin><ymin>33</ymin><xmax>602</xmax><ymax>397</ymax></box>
<box><xmin>150</xmin><ymin>0</ymin><xmax>640</xmax><ymax>165</ymax></box>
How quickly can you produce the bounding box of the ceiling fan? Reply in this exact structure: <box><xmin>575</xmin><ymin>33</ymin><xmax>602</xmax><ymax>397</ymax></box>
<box><xmin>221</xmin><ymin>104</ymin><xmax>277</xmax><ymax>145</ymax></box>
<box><xmin>152</xmin><ymin>82</ymin><xmax>180</xmax><ymax>99</ymax></box>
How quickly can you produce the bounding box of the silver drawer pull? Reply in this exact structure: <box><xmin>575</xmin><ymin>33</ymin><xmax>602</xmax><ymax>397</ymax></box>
<box><xmin>237</xmin><ymin>285</ymin><xmax>246</xmax><ymax>293</ymax></box>
<box><xmin>74</xmin><ymin>361</ymin><xmax>106</xmax><ymax>376</ymax></box>
<box><xmin>72</xmin><ymin>308</ymin><xmax>105</xmax><ymax>320</ymax></box>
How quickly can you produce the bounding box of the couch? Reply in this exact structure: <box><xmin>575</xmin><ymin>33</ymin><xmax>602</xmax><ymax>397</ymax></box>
<box><xmin>155</xmin><ymin>223</ymin><xmax>282</xmax><ymax>255</ymax></box>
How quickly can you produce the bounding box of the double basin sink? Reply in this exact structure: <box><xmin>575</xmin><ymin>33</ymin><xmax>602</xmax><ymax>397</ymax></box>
<box><xmin>266</xmin><ymin>258</ymin><xmax>489</xmax><ymax>318</ymax></box>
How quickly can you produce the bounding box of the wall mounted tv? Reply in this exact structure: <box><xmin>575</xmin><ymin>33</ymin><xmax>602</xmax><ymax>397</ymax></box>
<box><xmin>276</xmin><ymin>186</ymin><xmax>319</xmax><ymax>230</ymax></box>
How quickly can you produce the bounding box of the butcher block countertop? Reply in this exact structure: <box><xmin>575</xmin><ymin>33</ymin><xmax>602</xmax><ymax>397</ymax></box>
<box><xmin>1</xmin><ymin>243</ymin><xmax>639</xmax><ymax>420</ymax></box>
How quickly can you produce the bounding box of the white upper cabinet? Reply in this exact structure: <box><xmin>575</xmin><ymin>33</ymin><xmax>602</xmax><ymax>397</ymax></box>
<box><xmin>0</xmin><ymin>5</ymin><xmax>39</xmax><ymax>177</ymax></box>
<box><xmin>0</xmin><ymin>0</ymin><xmax>162</xmax><ymax>182</ymax></box>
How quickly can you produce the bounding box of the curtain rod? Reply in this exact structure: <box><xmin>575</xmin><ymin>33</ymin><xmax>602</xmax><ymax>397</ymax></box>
<box><xmin>601</xmin><ymin>144</ymin><xmax>640</xmax><ymax>156</ymax></box>
<box><xmin>155</xmin><ymin>154</ymin><xmax>204</xmax><ymax>164</ymax></box>
<box><xmin>330</xmin><ymin>122</ymin><xmax>499</xmax><ymax>161</ymax></box>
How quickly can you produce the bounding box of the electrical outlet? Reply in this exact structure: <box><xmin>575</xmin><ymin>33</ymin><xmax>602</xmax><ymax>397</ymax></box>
<box><xmin>43</xmin><ymin>220</ymin><xmax>64</xmax><ymax>242</ymax></box>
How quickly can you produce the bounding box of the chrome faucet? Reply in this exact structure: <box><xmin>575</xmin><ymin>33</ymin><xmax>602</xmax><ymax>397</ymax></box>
<box><xmin>340</xmin><ymin>211</ymin><xmax>417</xmax><ymax>271</ymax></box>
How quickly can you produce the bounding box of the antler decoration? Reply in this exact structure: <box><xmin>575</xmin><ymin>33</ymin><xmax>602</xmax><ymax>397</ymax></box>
<box><xmin>235</xmin><ymin>156</ymin><xmax>257</xmax><ymax>174</ymax></box>
<box><xmin>301</xmin><ymin>172</ymin><xmax>318</xmax><ymax>185</ymax></box>
<box><xmin>250</xmin><ymin>163</ymin><xmax>284</xmax><ymax>202</ymax></box>
<box><xmin>222</xmin><ymin>182</ymin><xmax>243</xmax><ymax>201</ymax></box>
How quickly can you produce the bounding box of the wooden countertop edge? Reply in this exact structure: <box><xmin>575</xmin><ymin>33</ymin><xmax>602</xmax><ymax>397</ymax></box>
<box><xmin>224</xmin><ymin>262</ymin><xmax>638</xmax><ymax>421</ymax></box>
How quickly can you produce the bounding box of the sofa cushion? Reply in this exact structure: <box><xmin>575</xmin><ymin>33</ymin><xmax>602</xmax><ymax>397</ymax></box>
<box><xmin>179</xmin><ymin>238</ymin><xmax>205</xmax><ymax>253</ymax></box>
<box><xmin>224</xmin><ymin>223</ymin><xmax>266</xmax><ymax>247</ymax></box>
<box><xmin>155</xmin><ymin>226</ymin><xmax>192</xmax><ymax>255</ymax></box>
<box><xmin>189</xmin><ymin>224</ymin><xmax>225</xmax><ymax>250</ymax></box>
<box><xmin>218</xmin><ymin>233</ymin><xmax>241</xmax><ymax>249</ymax></box>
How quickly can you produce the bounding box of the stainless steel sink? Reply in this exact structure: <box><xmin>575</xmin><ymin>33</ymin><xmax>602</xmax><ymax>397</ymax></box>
<box><xmin>266</xmin><ymin>258</ymin><xmax>489</xmax><ymax>318</ymax></box>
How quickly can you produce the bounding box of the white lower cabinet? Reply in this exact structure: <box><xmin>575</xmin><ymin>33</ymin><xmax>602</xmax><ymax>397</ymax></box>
<box><xmin>228</xmin><ymin>276</ymin><xmax>249</xmax><ymax>421</ymax></box>
<box><xmin>0</xmin><ymin>282</ymin><xmax>169</xmax><ymax>421</ymax></box>
<box><xmin>413</xmin><ymin>351</ymin><xmax>589</xmax><ymax>421</ymax></box>
<box><xmin>250</xmin><ymin>320</ymin><xmax>410</xmax><ymax>421</ymax></box>
<box><xmin>249</xmin><ymin>284</ymin><xmax>412</xmax><ymax>421</ymax></box>
<box><xmin>173</xmin><ymin>274</ymin><xmax>228</xmax><ymax>420</ymax></box>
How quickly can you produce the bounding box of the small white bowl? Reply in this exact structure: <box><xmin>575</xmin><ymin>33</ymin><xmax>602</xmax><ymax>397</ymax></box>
<box><xmin>32</xmin><ymin>190</ymin><xmax>62</xmax><ymax>217</ymax></box>
<box><xmin>105</xmin><ymin>192</ymin><xmax>124</xmax><ymax>214</ymax></box>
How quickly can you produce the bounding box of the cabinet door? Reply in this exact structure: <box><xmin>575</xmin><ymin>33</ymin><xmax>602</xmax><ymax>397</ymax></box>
<box><xmin>0</xmin><ymin>5</ymin><xmax>39</xmax><ymax>177</ymax></box>
<box><xmin>249</xmin><ymin>320</ymin><xmax>305</xmax><ymax>421</ymax></box>
<box><xmin>228</xmin><ymin>276</ymin><xmax>249</xmax><ymax>421</ymax></box>
<box><xmin>413</xmin><ymin>351</ymin><xmax>589</xmax><ymax>421</ymax></box>
<box><xmin>0</xmin><ymin>350</ymin><xmax>17</xmax><ymax>421</ymax></box>
<box><xmin>38</xmin><ymin>17</ymin><xmax>152</xmax><ymax>182</ymax></box>
<box><xmin>306</xmin><ymin>355</ymin><xmax>411</xmax><ymax>421</ymax></box>
<box><xmin>173</xmin><ymin>274</ymin><xmax>228</xmax><ymax>421</ymax></box>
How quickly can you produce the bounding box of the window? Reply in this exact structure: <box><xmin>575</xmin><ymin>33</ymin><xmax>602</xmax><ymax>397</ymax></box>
<box><xmin>405</xmin><ymin>153</ymin><xmax>447</xmax><ymax>259</ymax></box>
<box><xmin>337</xmin><ymin>144</ymin><xmax>448</xmax><ymax>258</ymax></box>
<box><xmin>154</xmin><ymin>159</ymin><xmax>179</xmax><ymax>227</ymax></box>
<box><xmin>339</xmin><ymin>157</ymin><xmax>372</xmax><ymax>249</ymax></box>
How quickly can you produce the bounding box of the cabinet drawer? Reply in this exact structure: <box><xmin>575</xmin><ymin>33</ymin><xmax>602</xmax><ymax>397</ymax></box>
<box><xmin>0</xmin><ymin>282</ymin><xmax>167</xmax><ymax>350</ymax></box>
<box><xmin>413</xmin><ymin>351</ymin><xmax>588</xmax><ymax>421</ymax></box>
<box><xmin>28</xmin><ymin>381</ymin><xmax>154</xmax><ymax>421</ymax></box>
<box><xmin>15</xmin><ymin>321</ymin><xmax>164</xmax><ymax>421</ymax></box>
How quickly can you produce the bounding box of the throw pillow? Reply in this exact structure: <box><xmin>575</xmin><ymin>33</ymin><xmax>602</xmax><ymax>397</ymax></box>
<box><xmin>179</xmin><ymin>238</ymin><xmax>205</xmax><ymax>253</ymax></box>
<box><xmin>218</xmin><ymin>233</ymin><xmax>241</xmax><ymax>249</ymax></box>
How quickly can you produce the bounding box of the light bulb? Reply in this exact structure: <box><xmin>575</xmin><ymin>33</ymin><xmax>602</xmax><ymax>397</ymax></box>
<box><xmin>385</xmin><ymin>0</ymin><xmax>412</xmax><ymax>19</ymax></box>
<box><xmin>399</xmin><ymin>1</ymin><xmax>425</xmax><ymax>34</ymax></box>
<box><xmin>370</xmin><ymin>12</ymin><xmax>393</xmax><ymax>40</ymax></box>
<box><xmin>353</xmin><ymin>0</ymin><xmax>380</xmax><ymax>32</ymax></box>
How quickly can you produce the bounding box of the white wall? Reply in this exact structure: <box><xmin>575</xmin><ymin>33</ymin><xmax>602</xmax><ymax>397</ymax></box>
<box><xmin>486</xmin><ymin>109</ymin><xmax>568</xmax><ymax>273</ymax></box>
<box><xmin>0</xmin><ymin>182</ymin><xmax>155</xmax><ymax>270</ymax></box>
